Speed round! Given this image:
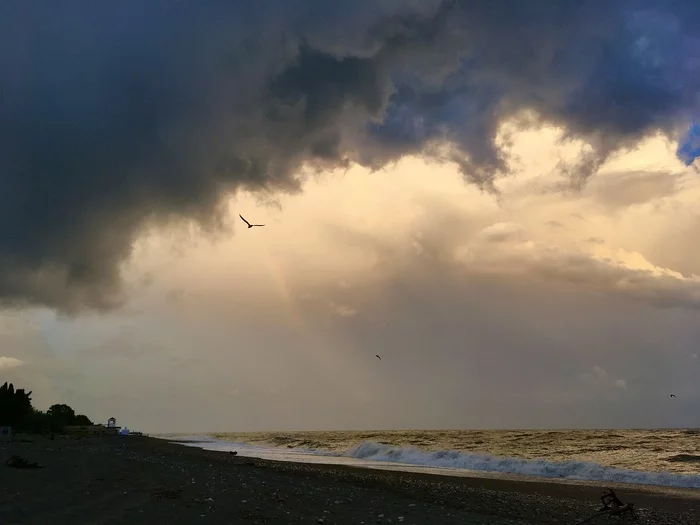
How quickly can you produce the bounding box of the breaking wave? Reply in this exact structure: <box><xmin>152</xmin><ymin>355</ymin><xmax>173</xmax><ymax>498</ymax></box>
<box><xmin>347</xmin><ymin>441</ymin><xmax>700</xmax><ymax>489</ymax></box>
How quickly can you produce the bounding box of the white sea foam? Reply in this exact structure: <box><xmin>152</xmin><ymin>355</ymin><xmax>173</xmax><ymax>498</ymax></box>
<box><xmin>347</xmin><ymin>441</ymin><xmax>700</xmax><ymax>489</ymax></box>
<box><xmin>168</xmin><ymin>435</ymin><xmax>220</xmax><ymax>444</ymax></box>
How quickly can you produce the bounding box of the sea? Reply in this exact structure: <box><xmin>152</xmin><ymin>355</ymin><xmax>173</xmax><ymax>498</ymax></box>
<box><xmin>153</xmin><ymin>429</ymin><xmax>700</xmax><ymax>490</ymax></box>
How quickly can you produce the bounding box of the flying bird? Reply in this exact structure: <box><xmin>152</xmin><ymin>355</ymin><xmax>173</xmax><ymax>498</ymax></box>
<box><xmin>376</xmin><ymin>355</ymin><xmax>381</xmax><ymax>360</ymax></box>
<box><xmin>239</xmin><ymin>214</ymin><xmax>264</xmax><ymax>229</ymax></box>
<box><xmin>670</xmin><ymin>394</ymin><xmax>676</xmax><ymax>398</ymax></box>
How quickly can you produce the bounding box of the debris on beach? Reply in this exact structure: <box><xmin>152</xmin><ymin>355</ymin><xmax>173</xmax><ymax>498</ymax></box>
<box><xmin>5</xmin><ymin>455</ymin><xmax>43</xmax><ymax>469</ymax></box>
<box><xmin>578</xmin><ymin>488</ymin><xmax>638</xmax><ymax>523</ymax></box>
<box><xmin>152</xmin><ymin>487</ymin><xmax>183</xmax><ymax>500</ymax></box>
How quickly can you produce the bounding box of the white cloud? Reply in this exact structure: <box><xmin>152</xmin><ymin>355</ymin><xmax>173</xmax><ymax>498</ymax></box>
<box><xmin>579</xmin><ymin>365</ymin><xmax>628</xmax><ymax>392</ymax></box>
<box><xmin>0</xmin><ymin>356</ymin><xmax>24</xmax><ymax>370</ymax></box>
<box><xmin>329</xmin><ymin>302</ymin><xmax>358</xmax><ymax>318</ymax></box>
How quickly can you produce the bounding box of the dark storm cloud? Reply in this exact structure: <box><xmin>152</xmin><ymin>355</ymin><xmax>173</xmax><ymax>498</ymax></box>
<box><xmin>2</xmin><ymin>0</ymin><xmax>700</xmax><ymax>311</ymax></box>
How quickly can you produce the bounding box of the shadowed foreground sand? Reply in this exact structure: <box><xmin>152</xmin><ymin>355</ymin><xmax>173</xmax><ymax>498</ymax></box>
<box><xmin>1</xmin><ymin>435</ymin><xmax>699</xmax><ymax>524</ymax></box>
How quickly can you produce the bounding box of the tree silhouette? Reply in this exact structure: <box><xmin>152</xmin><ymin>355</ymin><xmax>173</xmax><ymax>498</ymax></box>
<box><xmin>47</xmin><ymin>404</ymin><xmax>76</xmax><ymax>431</ymax></box>
<box><xmin>73</xmin><ymin>414</ymin><xmax>93</xmax><ymax>426</ymax></box>
<box><xmin>46</xmin><ymin>404</ymin><xmax>94</xmax><ymax>430</ymax></box>
<box><xmin>47</xmin><ymin>403</ymin><xmax>75</xmax><ymax>420</ymax></box>
<box><xmin>0</xmin><ymin>382</ymin><xmax>33</xmax><ymax>426</ymax></box>
<box><xmin>0</xmin><ymin>382</ymin><xmax>96</xmax><ymax>433</ymax></box>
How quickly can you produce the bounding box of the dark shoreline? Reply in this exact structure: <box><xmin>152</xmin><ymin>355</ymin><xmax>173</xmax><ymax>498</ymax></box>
<box><xmin>2</xmin><ymin>435</ymin><xmax>699</xmax><ymax>524</ymax></box>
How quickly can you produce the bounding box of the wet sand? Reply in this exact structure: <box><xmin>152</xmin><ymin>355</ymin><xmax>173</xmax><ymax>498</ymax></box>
<box><xmin>1</xmin><ymin>435</ymin><xmax>698</xmax><ymax>524</ymax></box>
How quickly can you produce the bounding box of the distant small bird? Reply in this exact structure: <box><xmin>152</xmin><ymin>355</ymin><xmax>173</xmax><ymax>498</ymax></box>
<box><xmin>239</xmin><ymin>214</ymin><xmax>264</xmax><ymax>229</ymax></box>
<box><xmin>375</xmin><ymin>355</ymin><xmax>381</xmax><ymax>360</ymax></box>
<box><xmin>670</xmin><ymin>394</ymin><xmax>676</xmax><ymax>398</ymax></box>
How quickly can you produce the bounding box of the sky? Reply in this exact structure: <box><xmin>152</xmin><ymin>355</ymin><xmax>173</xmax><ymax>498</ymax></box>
<box><xmin>2</xmin><ymin>2</ymin><xmax>700</xmax><ymax>432</ymax></box>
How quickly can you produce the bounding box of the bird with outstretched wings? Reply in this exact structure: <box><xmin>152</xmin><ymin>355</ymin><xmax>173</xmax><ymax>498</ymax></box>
<box><xmin>376</xmin><ymin>355</ymin><xmax>381</xmax><ymax>360</ymax></box>
<box><xmin>239</xmin><ymin>214</ymin><xmax>264</xmax><ymax>229</ymax></box>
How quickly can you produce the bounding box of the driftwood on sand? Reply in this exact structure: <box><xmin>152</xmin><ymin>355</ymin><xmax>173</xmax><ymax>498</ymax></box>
<box><xmin>6</xmin><ymin>455</ymin><xmax>43</xmax><ymax>469</ymax></box>
<box><xmin>578</xmin><ymin>488</ymin><xmax>638</xmax><ymax>523</ymax></box>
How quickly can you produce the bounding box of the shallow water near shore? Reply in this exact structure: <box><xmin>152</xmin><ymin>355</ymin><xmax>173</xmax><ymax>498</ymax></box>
<box><xmin>154</xmin><ymin>428</ymin><xmax>700</xmax><ymax>490</ymax></box>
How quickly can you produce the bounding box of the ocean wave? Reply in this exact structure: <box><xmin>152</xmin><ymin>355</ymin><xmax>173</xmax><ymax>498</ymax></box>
<box><xmin>347</xmin><ymin>441</ymin><xmax>700</xmax><ymax>489</ymax></box>
<box><xmin>666</xmin><ymin>454</ymin><xmax>700</xmax><ymax>463</ymax></box>
<box><xmin>163</xmin><ymin>434</ymin><xmax>346</xmax><ymax>459</ymax></box>
<box><xmin>163</xmin><ymin>435</ymin><xmax>220</xmax><ymax>444</ymax></box>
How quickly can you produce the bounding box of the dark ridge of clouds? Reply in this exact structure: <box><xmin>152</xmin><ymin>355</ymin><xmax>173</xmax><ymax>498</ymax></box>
<box><xmin>2</xmin><ymin>1</ymin><xmax>700</xmax><ymax>311</ymax></box>
<box><xmin>584</xmin><ymin>170</ymin><xmax>683</xmax><ymax>210</ymax></box>
<box><xmin>546</xmin><ymin>220</ymin><xmax>566</xmax><ymax>230</ymax></box>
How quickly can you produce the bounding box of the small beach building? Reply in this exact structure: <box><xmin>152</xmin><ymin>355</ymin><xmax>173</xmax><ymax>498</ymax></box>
<box><xmin>65</xmin><ymin>418</ymin><xmax>122</xmax><ymax>436</ymax></box>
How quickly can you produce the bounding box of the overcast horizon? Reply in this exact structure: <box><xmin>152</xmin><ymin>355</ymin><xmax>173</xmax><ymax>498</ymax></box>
<box><xmin>3</xmin><ymin>2</ymin><xmax>700</xmax><ymax>433</ymax></box>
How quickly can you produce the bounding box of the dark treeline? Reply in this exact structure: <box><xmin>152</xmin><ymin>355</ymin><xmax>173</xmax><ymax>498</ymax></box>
<box><xmin>0</xmin><ymin>382</ymin><xmax>93</xmax><ymax>433</ymax></box>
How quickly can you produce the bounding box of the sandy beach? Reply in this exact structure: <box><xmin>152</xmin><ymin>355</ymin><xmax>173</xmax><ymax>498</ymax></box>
<box><xmin>0</xmin><ymin>435</ymin><xmax>698</xmax><ymax>524</ymax></box>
